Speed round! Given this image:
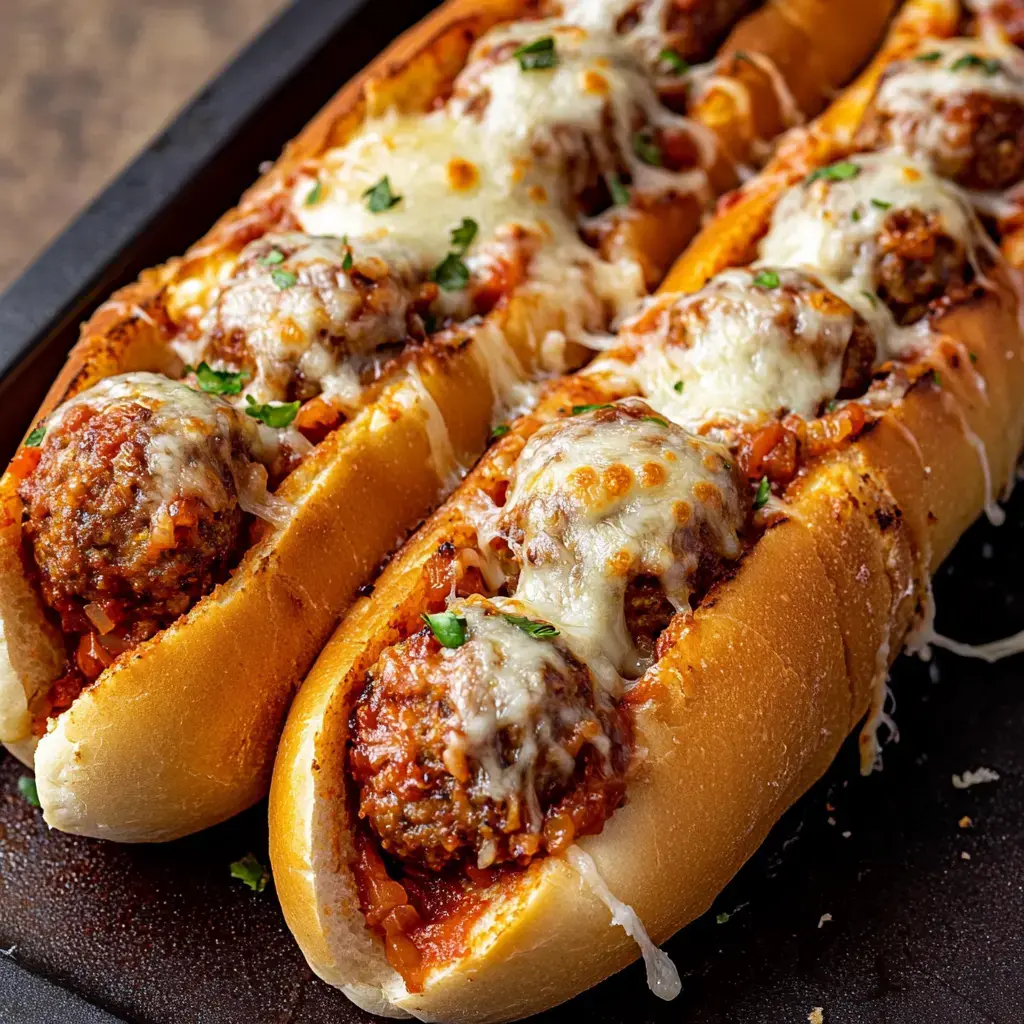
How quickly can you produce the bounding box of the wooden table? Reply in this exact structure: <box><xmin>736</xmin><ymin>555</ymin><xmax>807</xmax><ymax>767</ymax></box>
<box><xmin>0</xmin><ymin>0</ymin><xmax>285</xmax><ymax>293</ymax></box>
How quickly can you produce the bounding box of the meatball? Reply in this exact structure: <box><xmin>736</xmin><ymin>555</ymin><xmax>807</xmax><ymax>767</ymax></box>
<box><xmin>19</xmin><ymin>373</ymin><xmax>272</xmax><ymax>644</ymax></box>
<box><xmin>758</xmin><ymin>151</ymin><xmax>978</xmax><ymax>329</ymax></box>
<box><xmin>497</xmin><ymin>400</ymin><xmax>744</xmax><ymax>677</ymax></box>
<box><xmin>183</xmin><ymin>233</ymin><xmax>431</xmax><ymax>406</ymax></box>
<box><xmin>349</xmin><ymin>597</ymin><xmax>630</xmax><ymax>871</ymax></box>
<box><xmin>875</xmin><ymin>207</ymin><xmax>974</xmax><ymax>324</ymax></box>
<box><xmin>612</xmin><ymin>267</ymin><xmax>879</xmax><ymax>427</ymax></box>
<box><xmin>857</xmin><ymin>43</ymin><xmax>1024</xmax><ymax>191</ymax></box>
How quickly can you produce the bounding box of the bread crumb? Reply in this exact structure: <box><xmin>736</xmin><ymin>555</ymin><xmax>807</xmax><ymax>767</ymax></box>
<box><xmin>952</xmin><ymin>767</ymin><xmax>1000</xmax><ymax>789</ymax></box>
<box><xmin>827</xmin><ymin>816</ymin><xmax>836</xmax><ymax>826</ymax></box>
<box><xmin>818</xmin><ymin>913</ymin><xmax>832</xmax><ymax>928</ymax></box>
<box><xmin>961</xmin><ymin>851</ymin><xmax>971</xmax><ymax>861</ymax></box>
<box><xmin>958</xmin><ymin>816</ymin><xmax>973</xmax><ymax>829</ymax></box>
<box><xmin>808</xmin><ymin>1007</ymin><xmax>825</xmax><ymax>1024</ymax></box>
<box><xmin>841</xmin><ymin>831</ymin><xmax>852</xmax><ymax>839</ymax></box>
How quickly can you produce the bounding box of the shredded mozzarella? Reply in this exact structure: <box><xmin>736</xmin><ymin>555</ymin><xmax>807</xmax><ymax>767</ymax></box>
<box><xmin>567</xmin><ymin>845</ymin><xmax>682</xmax><ymax>1001</ymax></box>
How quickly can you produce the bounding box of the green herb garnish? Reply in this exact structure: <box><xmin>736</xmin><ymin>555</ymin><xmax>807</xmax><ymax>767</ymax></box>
<box><xmin>244</xmin><ymin>395</ymin><xmax>300</xmax><ymax>428</ymax></box>
<box><xmin>422</xmin><ymin>610</ymin><xmax>468</xmax><ymax>649</ymax></box>
<box><xmin>491</xmin><ymin>423</ymin><xmax>511</xmax><ymax>439</ymax></box>
<box><xmin>187</xmin><ymin>362</ymin><xmax>250</xmax><ymax>396</ymax></box>
<box><xmin>860</xmin><ymin>289</ymin><xmax>879</xmax><ymax>307</ymax></box>
<box><xmin>514</xmin><ymin>36</ymin><xmax>557</xmax><ymax>71</ymax></box>
<box><xmin>673</xmin><ymin>380</ymin><xmax>684</xmax><ymax>393</ymax></box>
<box><xmin>931</xmin><ymin>368</ymin><xmax>942</xmax><ymax>387</ymax></box>
<box><xmin>450</xmin><ymin>218</ymin><xmax>478</xmax><ymax>253</ymax></box>
<box><xmin>914</xmin><ymin>51</ymin><xmax>943</xmax><ymax>63</ymax></box>
<box><xmin>826</xmin><ymin>399</ymin><xmax>839</xmax><ymax>413</ymax></box>
<box><xmin>17</xmin><ymin>776</ymin><xmax>40</xmax><ymax>808</ymax></box>
<box><xmin>806</xmin><ymin>160</ymin><xmax>860</xmax><ymax>185</ymax></box>
<box><xmin>643</xmin><ymin>415</ymin><xmax>669</xmax><ymax>427</ymax></box>
<box><xmin>870</xmin><ymin>198</ymin><xmax>892</xmax><ymax>211</ymax></box>
<box><xmin>571</xmin><ymin>403</ymin><xmax>613</xmax><ymax>415</ymax></box>
<box><xmin>363</xmin><ymin>176</ymin><xmax>402</xmax><ymax>213</ymax></box>
<box><xmin>633</xmin><ymin>130</ymin><xmax>663</xmax><ymax>167</ymax></box>
<box><xmin>270</xmin><ymin>268</ymin><xmax>298</xmax><ymax>290</ymax></box>
<box><xmin>431</xmin><ymin>253</ymin><xmax>471</xmax><ymax>291</ymax></box>
<box><xmin>258</xmin><ymin>248</ymin><xmax>285</xmax><ymax>266</ymax></box>
<box><xmin>304</xmin><ymin>179</ymin><xmax>324</xmax><ymax>206</ymax></box>
<box><xmin>502</xmin><ymin>613</ymin><xmax>559</xmax><ymax>639</ymax></box>
<box><xmin>753</xmin><ymin>476</ymin><xmax>771</xmax><ymax>510</ymax></box>
<box><xmin>969</xmin><ymin>350</ymin><xmax>979</xmax><ymax>364</ymax></box>
<box><xmin>658</xmin><ymin>48</ymin><xmax>690</xmax><ymax>75</ymax></box>
<box><xmin>605</xmin><ymin>171</ymin><xmax>631</xmax><ymax>207</ymax></box>
<box><xmin>341</xmin><ymin>234</ymin><xmax>353</xmax><ymax>271</ymax></box>
<box><xmin>24</xmin><ymin>425</ymin><xmax>46</xmax><ymax>448</ymax></box>
<box><xmin>230</xmin><ymin>853</ymin><xmax>269</xmax><ymax>893</ymax></box>
<box><xmin>950</xmin><ymin>53</ymin><xmax>1001</xmax><ymax>75</ymax></box>
<box><xmin>753</xmin><ymin>270</ymin><xmax>780</xmax><ymax>289</ymax></box>
<box><xmin>716</xmin><ymin>912</ymin><xmax>731</xmax><ymax>925</ymax></box>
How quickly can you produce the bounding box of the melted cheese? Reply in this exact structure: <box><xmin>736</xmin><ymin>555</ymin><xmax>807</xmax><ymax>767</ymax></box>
<box><xmin>436</xmin><ymin>596</ymin><xmax>612</xmax><ymax>860</ymax></box>
<box><xmin>499</xmin><ymin>401</ymin><xmax>743</xmax><ymax>680</ymax></box>
<box><xmin>181</xmin><ymin>233</ymin><xmax>422</xmax><ymax>407</ymax></box>
<box><xmin>566</xmin><ymin>845</ymin><xmax>681</xmax><ymax>1001</ymax></box>
<box><xmin>758</xmin><ymin>151</ymin><xmax>980</xmax><ymax>350</ymax></box>
<box><xmin>50</xmin><ymin>372</ymin><xmax>286</xmax><ymax>526</ymax></box>
<box><xmin>608</xmin><ymin>268</ymin><xmax>862</xmax><ymax>427</ymax></box>
<box><xmin>296</xmin><ymin>19</ymin><xmax>706</xmax><ymax>338</ymax></box>
<box><xmin>558</xmin><ymin>0</ymin><xmax>672</xmax><ymax>66</ymax></box>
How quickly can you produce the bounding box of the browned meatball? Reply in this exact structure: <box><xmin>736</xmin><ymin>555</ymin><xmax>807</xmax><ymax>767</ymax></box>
<box><xmin>19</xmin><ymin>373</ymin><xmax>271</xmax><ymax>643</ymax></box>
<box><xmin>349</xmin><ymin>598</ymin><xmax>630</xmax><ymax>872</ymax></box>
<box><xmin>875</xmin><ymin>208</ymin><xmax>974</xmax><ymax>324</ymax></box>
<box><xmin>859</xmin><ymin>88</ymin><xmax>1024</xmax><ymax>192</ymax></box>
<box><xmin>623</xmin><ymin>575</ymin><xmax>676</xmax><ymax>663</ymax></box>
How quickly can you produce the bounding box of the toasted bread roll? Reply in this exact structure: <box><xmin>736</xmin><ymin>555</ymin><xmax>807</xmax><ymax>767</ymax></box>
<box><xmin>0</xmin><ymin>0</ymin><xmax>894</xmax><ymax>843</ymax></box>
<box><xmin>270</xmin><ymin>1</ymin><xmax>1024</xmax><ymax>1019</ymax></box>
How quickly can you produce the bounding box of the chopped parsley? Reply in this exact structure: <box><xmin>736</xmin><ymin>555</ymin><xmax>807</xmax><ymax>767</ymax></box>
<box><xmin>430</xmin><ymin>218</ymin><xmax>478</xmax><ymax>291</ymax></box>
<box><xmin>950</xmin><ymin>53</ymin><xmax>1002</xmax><ymax>75</ymax></box>
<box><xmin>244</xmin><ymin>395</ymin><xmax>300</xmax><ymax>428</ymax></box>
<box><xmin>805</xmin><ymin>160</ymin><xmax>860</xmax><ymax>185</ymax></box>
<box><xmin>673</xmin><ymin>380</ymin><xmax>684</xmax><ymax>393</ymax></box>
<box><xmin>930</xmin><ymin>368</ymin><xmax>942</xmax><ymax>387</ymax></box>
<box><xmin>363</xmin><ymin>176</ymin><xmax>402</xmax><ymax>213</ymax></box>
<box><xmin>716</xmin><ymin>912</ymin><xmax>731</xmax><ymax>925</ymax></box>
<box><xmin>826</xmin><ymin>399</ymin><xmax>839</xmax><ymax>413</ymax></box>
<box><xmin>258</xmin><ymin>248</ymin><xmax>285</xmax><ymax>266</ymax></box>
<box><xmin>514</xmin><ymin>36</ymin><xmax>557</xmax><ymax>71</ymax></box>
<box><xmin>851</xmin><ymin>208</ymin><xmax>862</xmax><ymax>222</ymax></box>
<box><xmin>431</xmin><ymin>253</ymin><xmax>470</xmax><ymax>291</ymax></box>
<box><xmin>24</xmin><ymin>425</ymin><xmax>46</xmax><ymax>447</ymax></box>
<box><xmin>632</xmin><ymin>130</ymin><xmax>663</xmax><ymax>167</ymax></box>
<box><xmin>230</xmin><ymin>853</ymin><xmax>269</xmax><ymax>893</ymax></box>
<box><xmin>17</xmin><ymin>776</ymin><xmax>40</xmax><ymax>808</ymax></box>
<box><xmin>187</xmin><ymin>362</ymin><xmax>250</xmax><ymax>396</ymax></box>
<box><xmin>490</xmin><ymin>423</ymin><xmax>511</xmax><ymax>440</ymax></box>
<box><xmin>753</xmin><ymin>475</ymin><xmax>771</xmax><ymax>510</ymax></box>
<box><xmin>502</xmin><ymin>613</ymin><xmax>559</xmax><ymax>639</ymax></box>
<box><xmin>605</xmin><ymin>171</ymin><xmax>631</xmax><ymax>207</ymax></box>
<box><xmin>860</xmin><ymin>289</ymin><xmax>879</xmax><ymax>307</ymax></box>
<box><xmin>870</xmin><ymin>197</ymin><xmax>892</xmax><ymax>211</ymax></box>
<box><xmin>914</xmin><ymin>51</ymin><xmax>943</xmax><ymax>63</ymax></box>
<box><xmin>270</xmin><ymin>268</ymin><xmax>298</xmax><ymax>290</ymax></box>
<box><xmin>449</xmin><ymin>217</ymin><xmax>478</xmax><ymax>253</ymax></box>
<box><xmin>643</xmin><ymin>415</ymin><xmax>669</xmax><ymax>427</ymax></box>
<box><xmin>571</xmin><ymin>403</ymin><xmax>613</xmax><ymax>415</ymax></box>
<box><xmin>969</xmin><ymin>350</ymin><xmax>979</xmax><ymax>364</ymax></box>
<box><xmin>752</xmin><ymin>270</ymin><xmax>780</xmax><ymax>289</ymax></box>
<box><xmin>422</xmin><ymin>610</ymin><xmax>467</xmax><ymax>648</ymax></box>
<box><xmin>658</xmin><ymin>48</ymin><xmax>690</xmax><ymax>75</ymax></box>
<box><xmin>304</xmin><ymin>179</ymin><xmax>324</xmax><ymax>206</ymax></box>
<box><xmin>341</xmin><ymin>234</ymin><xmax>353</xmax><ymax>271</ymax></box>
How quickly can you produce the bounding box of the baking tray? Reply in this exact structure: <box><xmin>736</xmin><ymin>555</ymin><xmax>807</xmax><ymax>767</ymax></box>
<box><xmin>2</xmin><ymin>1</ymin><xmax>1024</xmax><ymax>1021</ymax></box>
